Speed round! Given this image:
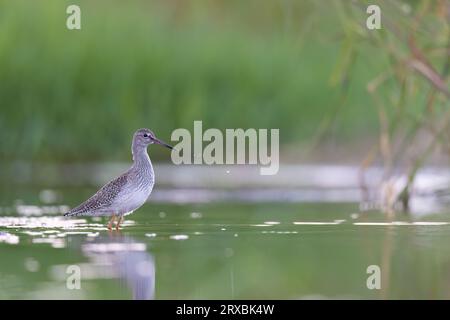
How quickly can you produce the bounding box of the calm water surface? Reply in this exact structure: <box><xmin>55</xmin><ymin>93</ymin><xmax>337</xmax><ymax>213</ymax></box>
<box><xmin>1</xmin><ymin>185</ymin><xmax>450</xmax><ymax>299</ymax></box>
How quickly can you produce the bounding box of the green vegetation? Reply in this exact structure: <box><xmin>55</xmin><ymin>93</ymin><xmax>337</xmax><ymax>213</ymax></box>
<box><xmin>0</xmin><ymin>1</ymin><xmax>448</xmax><ymax>179</ymax></box>
<box><xmin>0</xmin><ymin>0</ymin><xmax>387</xmax><ymax>161</ymax></box>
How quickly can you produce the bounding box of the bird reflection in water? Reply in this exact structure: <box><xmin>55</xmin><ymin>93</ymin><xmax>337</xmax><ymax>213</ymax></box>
<box><xmin>81</xmin><ymin>235</ymin><xmax>155</xmax><ymax>300</ymax></box>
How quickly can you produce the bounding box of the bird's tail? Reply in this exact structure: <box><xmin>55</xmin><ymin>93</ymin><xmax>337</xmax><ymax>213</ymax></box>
<box><xmin>64</xmin><ymin>209</ymin><xmax>78</xmax><ymax>217</ymax></box>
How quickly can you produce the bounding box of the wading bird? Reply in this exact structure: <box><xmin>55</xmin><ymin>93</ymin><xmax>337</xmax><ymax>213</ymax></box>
<box><xmin>64</xmin><ymin>128</ymin><xmax>173</xmax><ymax>230</ymax></box>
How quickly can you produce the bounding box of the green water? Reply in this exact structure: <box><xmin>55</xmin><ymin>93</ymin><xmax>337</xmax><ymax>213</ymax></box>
<box><xmin>1</xmin><ymin>198</ymin><xmax>450</xmax><ymax>299</ymax></box>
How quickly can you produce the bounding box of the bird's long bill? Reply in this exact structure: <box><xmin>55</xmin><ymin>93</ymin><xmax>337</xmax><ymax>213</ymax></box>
<box><xmin>153</xmin><ymin>137</ymin><xmax>174</xmax><ymax>150</ymax></box>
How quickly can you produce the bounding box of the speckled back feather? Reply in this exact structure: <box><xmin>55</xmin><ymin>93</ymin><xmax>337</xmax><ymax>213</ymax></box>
<box><xmin>64</xmin><ymin>173</ymin><xmax>128</xmax><ymax>216</ymax></box>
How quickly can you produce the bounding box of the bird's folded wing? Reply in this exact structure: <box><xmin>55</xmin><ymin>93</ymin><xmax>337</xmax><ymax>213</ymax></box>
<box><xmin>64</xmin><ymin>173</ymin><xmax>129</xmax><ymax>216</ymax></box>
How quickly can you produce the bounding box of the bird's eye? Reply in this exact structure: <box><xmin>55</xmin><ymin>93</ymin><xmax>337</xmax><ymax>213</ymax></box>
<box><xmin>143</xmin><ymin>134</ymin><xmax>148</xmax><ymax>138</ymax></box>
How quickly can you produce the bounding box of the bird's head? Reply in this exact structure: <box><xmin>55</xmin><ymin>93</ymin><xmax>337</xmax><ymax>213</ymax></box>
<box><xmin>133</xmin><ymin>128</ymin><xmax>174</xmax><ymax>150</ymax></box>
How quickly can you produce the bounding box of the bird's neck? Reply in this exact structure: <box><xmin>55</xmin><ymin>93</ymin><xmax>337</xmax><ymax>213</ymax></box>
<box><xmin>132</xmin><ymin>145</ymin><xmax>152</xmax><ymax>169</ymax></box>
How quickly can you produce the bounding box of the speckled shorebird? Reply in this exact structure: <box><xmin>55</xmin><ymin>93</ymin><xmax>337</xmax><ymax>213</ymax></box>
<box><xmin>64</xmin><ymin>128</ymin><xmax>173</xmax><ymax>230</ymax></box>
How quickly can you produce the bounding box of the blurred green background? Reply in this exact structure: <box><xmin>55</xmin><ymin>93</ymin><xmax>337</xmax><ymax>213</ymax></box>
<box><xmin>0</xmin><ymin>0</ymin><xmax>395</xmax><ymax>162</ymax></box>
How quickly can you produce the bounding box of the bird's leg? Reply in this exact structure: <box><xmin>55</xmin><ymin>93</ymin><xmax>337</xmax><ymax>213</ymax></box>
<box><xmin>107</xmin><ymin>214</ymin><xmax>116</xmax><ymax>231</ymax></box>
<box><xmin>115</xmin><ymin>216</ymin><xmax>124</xmax><ymax>230</ymax></box>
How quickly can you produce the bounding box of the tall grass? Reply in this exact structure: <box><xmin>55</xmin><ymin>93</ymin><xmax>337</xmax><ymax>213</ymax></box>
<box><xmin>0</xmin><ymin>0</ymin><xmax>387</xmax><ymax>162</ymax></box>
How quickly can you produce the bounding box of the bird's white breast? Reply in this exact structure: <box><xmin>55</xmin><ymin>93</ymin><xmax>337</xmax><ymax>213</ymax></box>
<box><xmin>113</xmin><ymin>180</ymin><xmax>154</xmax><ymax>215</ymax></box>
